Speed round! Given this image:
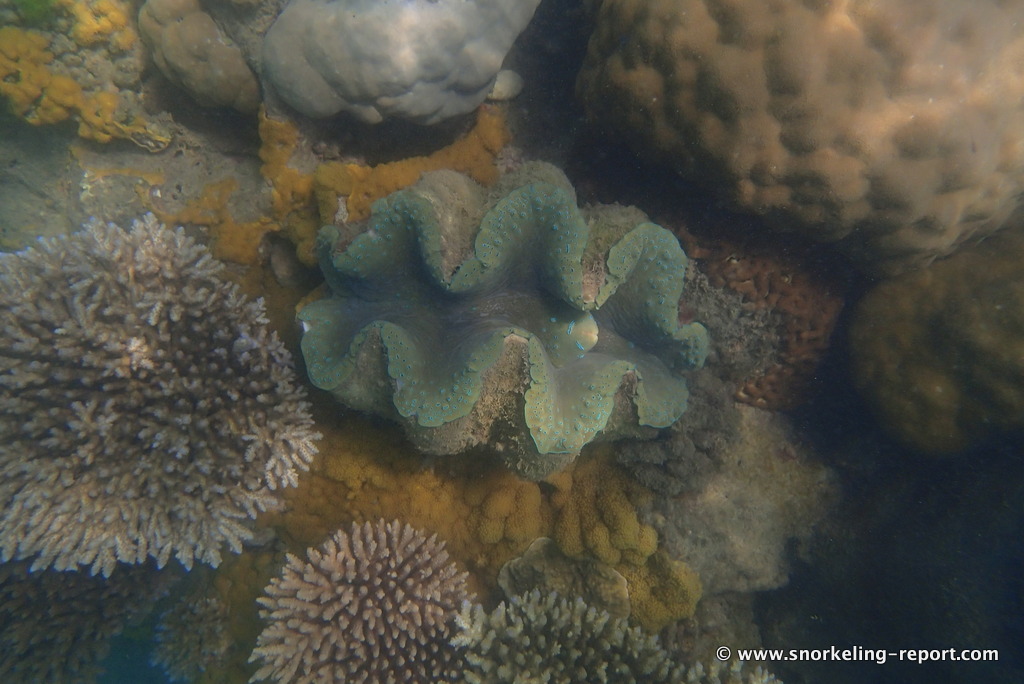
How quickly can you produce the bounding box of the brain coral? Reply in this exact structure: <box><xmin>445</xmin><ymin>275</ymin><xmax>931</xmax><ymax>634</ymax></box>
<box><xmin>262</xmin><ymin>0</ymin><xmax>540</xmax><ymax>123</ymax></box>
<box><xmin>851</xmin><ymin>229</ymin><xmax>1024</xmax><ymax>453</ymax></box>
<box><xmin>249</xmin><ymin>519</ymin><xmax>471</xmax><ymax>684</ymax></box>
<box><xmin>298</xmin><ymin>163</ymin><xmax>709</xmax><ymax>479</ymax></box>
<box><xmin>578</xmin><ymin>0</ymin><xmax>1024</xmax><ymax>274</ymax></box>
<box><xmin>0</xmin><ymin>214</ymin><xmax>319</xmax><ymax>576</ymax></box>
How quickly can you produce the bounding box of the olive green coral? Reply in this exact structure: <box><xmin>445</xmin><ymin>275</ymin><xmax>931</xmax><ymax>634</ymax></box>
<box><xmin>298</xmin><ymin>163</ymin><xmax>708</xmax><ymax>479</ymax></box>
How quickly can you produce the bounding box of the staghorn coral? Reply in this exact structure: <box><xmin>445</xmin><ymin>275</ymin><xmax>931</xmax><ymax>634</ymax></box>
<box><xmin>453</xmin><ymin>589</ymin><xmax>689</xmax><ymax>684</ymax></box>
<box><xmin>578</xmin><ymin>0</ymin><xmax>1024</xmax><ymax>275</ymax></box>
<box><xmin>262</xmin><ymin>0</ymin><xmax>540</xmax><ymax>123</ymax></box>
<box><xmin>299</xmin><ymin>162</ymin><xmax>709</xmax><ymax>479</ymax></box>
<box><xmin>0</xmin><ymin>559</ymin><xmax>177</xmax><ymax>684</ymax></box>
<box><xmin>0</xmin><ymin>214</ymin><xmax>319</xmax><ymax>576</ymax></box>
<box><xmin>249</xmin><ymin>519</ymin><xmax>471</xmax><ymax>684</ymax></box>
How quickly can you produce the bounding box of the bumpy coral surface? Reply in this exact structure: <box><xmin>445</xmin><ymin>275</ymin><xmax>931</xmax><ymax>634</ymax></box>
<box><xmin>298</xmin><ymin>163</ymin><xmax>709</xmax><ymax>479</ymax></box>
<box><xmin>578</xmin><ymin>0</ymin><xmax>1024</xmax><ymax>274</ymax></box>
<box><xmin>249</xmin><ymin>520</ymin><xmax>471</xmax><ymax>684</ymax></box>
<box><xmin>138</xmin><ymin>0</ymin><xmax>259</xmax><ymax>113</ymax></box>
<box><xmin>453</xmin><ymin>589</ymin><xmax>688</xmax><ymax>684</ymax></box>
<box><xmin>262</xmin><ymin>0</ymin><xmax>539</xmax><ymax>123</ymax></box>
<box><xmin>851</xmin><ymin>229</ymin><xmax>1024</xmax><ymax>453</ymax></box>
<box><xmin>0</xmin><ymin>215</ymin><xmax>319</xmax><ymax>576</ymax></box>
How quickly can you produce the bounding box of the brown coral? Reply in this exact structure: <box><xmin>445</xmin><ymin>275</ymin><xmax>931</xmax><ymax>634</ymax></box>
<box><xmin>578</xmin><ymin>0</ymin><xmax>1024</xmax><ymax>274</ymax></box>
<box><xmin>249</xmin><ymin>520</ymin><xmax>471</xmax><ymax>684</ymax></box>
<box><xmin>679</xmin><ymin>228</ymin><xmax>843</xmax><ymax>410</ymax></box>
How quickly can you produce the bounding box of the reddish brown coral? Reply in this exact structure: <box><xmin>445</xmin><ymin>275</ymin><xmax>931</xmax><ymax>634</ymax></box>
<box><xmin>678</xmin><ymin>229</ymin><xmax>843</xmax><ymax>410</ymax></box>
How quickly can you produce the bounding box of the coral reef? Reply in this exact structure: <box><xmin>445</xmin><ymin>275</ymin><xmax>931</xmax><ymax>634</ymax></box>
<box><xmin>851</xmin><ymin>228</ymin><xmax>1024</xmax><ymax>453</ymax></box>
<box><xmin>152</xmin><ymin>578</ymin><xmax>233</xmax><ymax>683</ymax></box>
<box><xmin>551</xmin><ymin>449</ymin><xmax>702</xmax><ymax>631</ymax></box>
<box><xmin>578</xmin><ymin>0</ymin><xmax>1024</xmax><ymax>274</ymax></box>
<box><xmin>0</xmin><ymin>560</ymin><xmax>176</xmax><ymax>684</ymax></box>
<box><xmin>138</xmin><ymin>0</ymin><xmax>260</xmax><ymax>113</ymax></box>
<box><xmin>453</xmin><ymin>589</ymin><xmax>693</xmax><ymax>684</ymax></box>
<box><xmin>299</xmin><ymin>162</ymin><xmax>709</xmax><ymax>479</ymax></box>
<box><xmin>497</xmin><ymin>536</ymin><xmax>631</xmax><ymax>619</ymax></box>
<box><xmin>314</xmin><ymin>105</ymin><xmax>510</xmax><ymax>224</ymax></box>
<box><xmin>262</xmin><ymin>0</ymin><xmax>540</xmax><ymax>123</ymax></box>
<box><xmin>647</xmin><ymin>406</ymin><xmax>834</xmax><ymax>595</ymax></box>
<box><xmin>249</xmin><ymin>520</ymin><xmax>471</xmax><ymax>684</ymax></box>
<box><xmin>0</xmin><ymin>214</ymin><xmax>319</xmax><ymax>576</ymax></box>
<box><xmin>678</xmin><ymin>228</ymin><xmax>843</xmax><ymax>410</ymax></box>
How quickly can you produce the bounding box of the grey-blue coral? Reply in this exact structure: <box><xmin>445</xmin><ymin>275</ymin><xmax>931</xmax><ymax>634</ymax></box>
<box><xmin>249</xmin><ymin>519</ymin><xmax>471</xmax><ymax>684</ymax></box>
<box><xmin>0</xmin><ymin>214</ymin><xmax>319</xmax><ymax>577</ymax></box>
<box><xmin>452</xmin><ymin>590</ymin><xmax>783</xmax><ymax>684</ymax></box>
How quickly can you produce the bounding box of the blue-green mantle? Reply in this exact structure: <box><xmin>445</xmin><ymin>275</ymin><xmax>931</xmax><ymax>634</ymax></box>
<box><xmin>298</xmin><ymin>163</ymin><xmax>708</xmax><ymax>479</ymax></box>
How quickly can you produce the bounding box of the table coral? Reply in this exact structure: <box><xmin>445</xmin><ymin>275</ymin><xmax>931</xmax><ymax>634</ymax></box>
<box><xmin>578</xmin><ymin>0</ymin><xmax>1024</xmax><ymax>274</ymax></box>
<box><xmin>299</xmin><ymin>162</ymin><xmax>709</xmax><ymax>479</ymax></box>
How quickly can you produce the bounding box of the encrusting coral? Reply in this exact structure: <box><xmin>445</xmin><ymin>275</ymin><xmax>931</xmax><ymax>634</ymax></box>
<box><xmin>249</xmin><ymin>520</ymin><xmax>471</xmax><ymax>684</ymax></box>
<box><xmin>0</xmin><ymin>214</ymin><xmax>319</xmax><ymax>576</ymax></box>
<box><xmin>299</xmin><ymin>162</ymin><xmax>709</xmax><ymax>479</ymax></box>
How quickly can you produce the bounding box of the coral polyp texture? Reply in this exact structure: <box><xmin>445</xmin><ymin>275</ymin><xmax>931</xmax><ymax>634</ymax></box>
<box><xmin>0</xmin><ymin>215</ymin><xmax>319</xmax><ymax>576</ymax></box>
<box><xmin>249</xmin><ymin>519</ymin><xmax>471</xmax><ymax>684</ymax></box>
<box><xmin>298</xmin><ymin>163</ymin><xmax>709</xmax><ymax>479</ymax></box>
<box><xmin>262</xmin><ymin>0</ymin><xmax>540</xmax><ymax>123</ymax></box>
<box><xmin>578</xmin><ymin>0</ymin><xmax>1024</xmax><ymax>274</ymax></box>
<box><xmin>453</xmin><ymin>589</ymin><xmax>781</xmax><ymax>684</ymax></box>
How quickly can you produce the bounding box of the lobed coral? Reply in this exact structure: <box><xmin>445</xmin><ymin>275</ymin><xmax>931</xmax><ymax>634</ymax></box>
<box><xmin>0</xmin><ymin>214</ymin><xmax>319</xmax><ymax>576</ymax></box>
<box><xmin>249</xmin><ymin>520</ymin><xmax>471</xmax><ymax>684</ymax></box>
<box><xmin>851</xmin><ymin>229</ymin><xmax>1024</xmax><ymax>453</ymax></box>
<box><xmin>299</xmin><ymin>162</ymin><xmax>709</xmax><ymax>479</ymax></box>
<box><xmin>262</xmin><ymin>0</ymin><xmax>540</xmax><ymax>123</ymax></box>
<box><xmin>578</xmin><ymin>0</ymin><xmax>1024</xmax><ymax>274</ymax></box>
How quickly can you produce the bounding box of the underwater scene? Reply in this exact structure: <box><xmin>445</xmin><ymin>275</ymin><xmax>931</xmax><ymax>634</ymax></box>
<box><xmin>0</xmin><ymin>0</ymin><xmax>1022</xmax><ymax>682</ymax></box>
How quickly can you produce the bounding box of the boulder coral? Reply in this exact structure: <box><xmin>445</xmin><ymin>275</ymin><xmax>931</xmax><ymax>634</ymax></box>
<box><xmin>262</xmin><ymin>0</ymin><xmax>540</xmax><ymax>123</ymax></box>
<box><xmin>138</xmin><ymin>0</ymin><xmax>260</xmax><ymax>113</ymax></box>
<box><xmin>298</xmin><ymin>162</ymin><xmax>709</xmax><ymax>479</ymax></box>
<box><xmin>578</xmin><ymin>0</ymin><xmax>1024</xmax><ymax>274</ymax></box>
<box><xmin>851</xmin><ymin>229</ymin><xmax>1024</xmax><ymax>453</ymax></box>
